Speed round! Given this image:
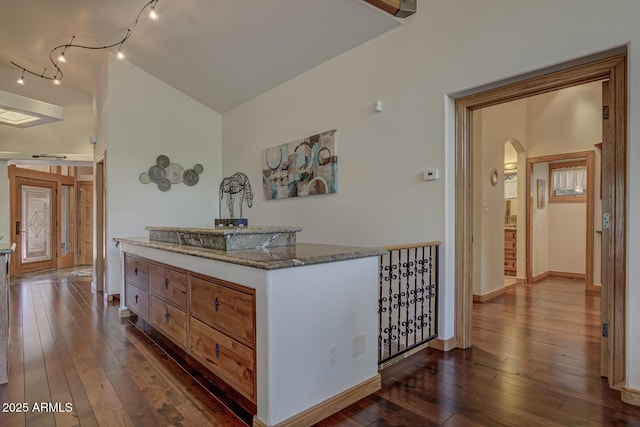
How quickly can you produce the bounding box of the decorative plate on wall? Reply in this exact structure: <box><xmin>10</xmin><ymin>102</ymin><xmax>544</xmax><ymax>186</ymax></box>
<box><xmin>148</xmin><ymin>165</ymin><xmax>166</xmax><ymax>183</ymax></box>
<box><xmin>139</xmin><ymin>155</ymin><xmax>203</xmax><ymax>191</ymax></box>
<box><xmin>166</xmin><ymin>163</ymin><xmax>185</xmax><ymax>184</ymax></box>
<box><xmin>183</xmin><ymin>169</ymin><xmax>199</xmax><ymax>186</ymax></box>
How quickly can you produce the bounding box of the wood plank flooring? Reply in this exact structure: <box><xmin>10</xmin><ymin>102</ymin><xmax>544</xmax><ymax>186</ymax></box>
<box><xmin>1</xmin><ymin>273</ymin><xmax>639</xmax><ymax>426</ymax></box>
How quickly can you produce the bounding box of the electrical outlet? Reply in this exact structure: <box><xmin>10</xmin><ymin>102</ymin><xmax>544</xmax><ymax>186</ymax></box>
<box><xmin>328</xmin><ymin>345</ymin><xmax>337</xmax><ymax>366</ymax></box>
<box><xmin>352</xmin><ymin>335</ymin><xmax>366</xmax><ymax>357</ymax></box>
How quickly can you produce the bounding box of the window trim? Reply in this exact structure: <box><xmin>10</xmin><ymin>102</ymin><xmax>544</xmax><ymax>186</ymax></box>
<box><xmin>548</xmin><ymin>159</ymin><xmax>587</xmax><ymax>203</ymax></box>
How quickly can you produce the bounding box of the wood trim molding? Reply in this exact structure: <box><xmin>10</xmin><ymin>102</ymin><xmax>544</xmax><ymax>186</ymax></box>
<box><xmin>532</xmin><ymin>271</ymin><xmax>587</xmax><ymax>282</ymax></box>
<box><xmin>253</xmin><ymin>374</ymin><xmax>381</xmax><ymax>427</ymax></box>
<box><xmin>455</xmin><ymin>52</ymin><xmax>627</xmax><ymax>382</ymax></box>
<box><xmin>622</xmin><ymin>385</ymin><xmax>640</xmax><ymax>408</ymax></box>
<box><xmin>363</xmin><ymin>0</ymin><xmax>416</xmax><ymax>18</ymax></box>
<box><xmin>428</xmin><ymin>337</ymin><xmax>457</xmax><ymax>352</ymax></box>
<box><xmin>532</xmin><ymin>271</ymin><xmax>551</xmax><ymax>283</ymax></box>
<box><xmin>473</xmin><ymin>282</ymin><xmax>517</xmax><ymax>303</ymax></box>
<box><xmin>586</xmin><ymin>284</ymin><xmax>602</xmax><ymax>296</ymax></box>
<box><xmin>525</xmin><ymin>150</ymin><xmax>595</xmax><ymax>288</ymax></box>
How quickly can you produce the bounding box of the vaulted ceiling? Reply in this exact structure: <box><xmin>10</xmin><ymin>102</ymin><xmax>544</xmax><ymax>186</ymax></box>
<box><xmin>1</xmin><ymin>0</ymin><xmax>404</xmax><ymax>113</ymax></box>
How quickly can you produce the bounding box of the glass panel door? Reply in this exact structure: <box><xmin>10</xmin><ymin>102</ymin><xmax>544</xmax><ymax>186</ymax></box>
<box><xmin>21</xmin><ymin>185</ymin><xmax>52</xmax><ymax>263</ymax></box>
<box><xmin>16</xmin><ymin>178</ymin><xmax>57</xmax><ymax>274</ymax></box>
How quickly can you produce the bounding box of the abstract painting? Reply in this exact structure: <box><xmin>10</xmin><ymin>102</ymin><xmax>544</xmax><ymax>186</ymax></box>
<box><xmin>262</xmin><ymin>129</ymin><xmax>338</xmax><ymax>200</ymax></box>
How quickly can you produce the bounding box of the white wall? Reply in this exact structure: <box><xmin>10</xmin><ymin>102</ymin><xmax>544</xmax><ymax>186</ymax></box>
<box><xmin>101</xmin><ymin>55</ymin><xmax>222</xmax><ymax>295</ymax></box>
<box><xmin>472</xmin><ymin>101</ymin><xmax>528</xmax><ymax>296</ymax></box>
<box><xmin>221</xmin><ymin>0</ymin><xmax>640</xmax><ymax>389</ymax></box>
<box><xmin>548</xmin><ymin>203</ymin><xmax>586</xmax><ymax>274</ymax></box>
<box><xmin>531</xmin><ymin>163</ymin><xmax>550</xmax><ymax>276</ymax></box>
<box><xmin>0</xmin><ymin>65</ymin><xmax>93</xmax><ymax>155</ymax></box>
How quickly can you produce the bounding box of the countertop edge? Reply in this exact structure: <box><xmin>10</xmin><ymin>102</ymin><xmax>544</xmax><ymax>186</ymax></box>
<box><xmin>115</xmin><ymin>237</ymin><xmax>386</xmax><ymax>270</ymax></box>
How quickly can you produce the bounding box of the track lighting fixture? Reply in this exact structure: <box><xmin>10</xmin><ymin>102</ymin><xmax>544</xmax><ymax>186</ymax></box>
<box><xmin>148</xmin><ymin>2</ymin><xmax>159</xmax><ymax>22</ymax></box>
<box><xmin>11</xmin><ymin>1</ymin><xmax>159</xmax><ymax>86</ymax></box>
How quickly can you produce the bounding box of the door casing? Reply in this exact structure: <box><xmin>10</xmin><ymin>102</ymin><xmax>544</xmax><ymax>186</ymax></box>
<box><xmin>454</xmin><ymin>51</ymin><xmax>626</xmax><ymax>388</ymax></box>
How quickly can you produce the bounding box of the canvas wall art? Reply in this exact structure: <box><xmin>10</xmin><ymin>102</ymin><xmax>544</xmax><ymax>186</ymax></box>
<box><xmin>262</xmin><ymin>129</ymin><xmax>338</xmax><ymax>200</ymax></box>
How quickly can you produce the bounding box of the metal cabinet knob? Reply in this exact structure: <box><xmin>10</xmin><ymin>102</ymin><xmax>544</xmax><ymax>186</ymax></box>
<box><xmin>215</xmin><ymin>343</ymin><xmax>220</xmax><ymax>358</ymax></box>
<box><xmin>164</xmin><ymin>277</ymin><xmax>169</xmax><ymax>289</ymax></box>
<box><xmin>214</xmin><ymin>297</ymin><xmax>219</xmax><ymax>312</ymax></box>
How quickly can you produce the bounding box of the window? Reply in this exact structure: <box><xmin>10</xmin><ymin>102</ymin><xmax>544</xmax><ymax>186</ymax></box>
<box><xmin>549</xmin><ymin>160</ymin><xmax>587</xmax><ymax>203</ymax></box>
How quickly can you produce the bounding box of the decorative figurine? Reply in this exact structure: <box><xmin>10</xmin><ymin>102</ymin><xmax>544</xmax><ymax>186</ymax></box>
<box><xmin>216</xmin><ymin>172</ymin><xmax>253</xmax><ymax>227</ymax></box>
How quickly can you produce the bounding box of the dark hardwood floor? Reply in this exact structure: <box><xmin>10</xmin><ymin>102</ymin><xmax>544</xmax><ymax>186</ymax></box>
<box><xmin>1</xmin><ymin>273</ymin><xmax>639</xmax><ymax>426</ymax></box>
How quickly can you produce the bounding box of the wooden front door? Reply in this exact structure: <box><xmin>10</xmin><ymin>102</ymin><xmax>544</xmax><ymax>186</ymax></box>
<box><xmin>14</xmin><ymin>177</ymin><xmax>58</xmax><ymax>274</ymax></box>
<box><xmin>78</xmin><ymin>182</ymin><xmax>94</xmax><ymax>266</ymax></box>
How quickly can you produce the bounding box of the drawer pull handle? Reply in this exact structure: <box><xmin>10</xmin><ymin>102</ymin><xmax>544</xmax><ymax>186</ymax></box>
<box><xmin>135</xmin><ymin>295</ymin><xmax>139</xmax><ymax>304</ymax></box>
<box><xmin>134</xmin><ymin>266</ymin><xmax>138</xmax><ymax>275</ymax></box>
<box><xmin>214</xmin><ymin>297</ymin><xmax>219</xmax><ymax>312</ymax></box>
<box><xmin>215</xmin><ymin>343</ymin><xmax>220</xmax><ymax>359</ymax></box>
<box><xmin>164</xmin><ymin>278</ymin><xmax>169</xmax><ymax>289</ymax></box>
<box><xmin>164</xmin><ymin>310</ymin><xmax>170</xmax><ymax>324</ymax></box>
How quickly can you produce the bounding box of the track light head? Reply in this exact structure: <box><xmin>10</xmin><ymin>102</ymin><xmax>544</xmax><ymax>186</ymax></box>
<box><xmin>116</xmin><ymin>50</ymin><xmax>125</xmax><ymax>60</ymax></box>
<box><xmin>57</xmin><ymin>52</ymin><xmax>66</xmax><ymax>63</ymax></box>
<box><xmin>148</xmin><ymin>6</ymin><xmax>159</xmax><ymax>22</ymax></box>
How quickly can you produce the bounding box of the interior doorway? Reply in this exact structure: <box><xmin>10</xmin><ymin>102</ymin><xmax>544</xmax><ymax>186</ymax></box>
<box><xmin>14</xmin><ymin>177</ymin><xmax>58</xmax><ymax>274</ymax></box>
<box><xmin>8</xmin><ymin>164</ymin><xmax>95</xmax><ymax>276</ymax></box>
<box><xmin>455</xmin><ymin>51</ymin><xmax>627</xmax><ymax>388</ymax></box>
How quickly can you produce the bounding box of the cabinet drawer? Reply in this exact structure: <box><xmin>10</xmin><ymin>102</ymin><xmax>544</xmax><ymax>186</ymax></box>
<box><xmin>504</xmin><ymin>260</ymin><xmax>516</xmax><ymax>269</ymax></box>
<box><xmin>126</xmin><ymin>283</ymin><xmax>148</xmax><ymax>320</ymax></box>
<box><xmin>504</xmin><ymin>240</ymin><xmax>516</xmax><ymax>250</ymax></box>
<box><xmin>191</xmin><ymin>276</ymin><xmax>254</xmax><ymax>345</ymax></box>
<box><xmin>190</xmin><ymin>318</ymin><xmax>255</xmax><ymax>400</ymax></box>
<box><xmin>149</xmin><ymin>264</ymin><xmax>188</xmax><ymax>310</ymax></box>
<box><xmin>125</xmin><ymin>255</ymin><xmax>149</xmax><ymax>290</ymax></box>
<box><xmin>150</xmin><ymin>296</ymin><xmax>187</xmax><ymax>349</ymax></box>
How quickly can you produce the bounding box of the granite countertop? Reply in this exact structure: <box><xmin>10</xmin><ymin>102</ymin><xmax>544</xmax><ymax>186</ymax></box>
<box><xmin>146</xmin><ymin>225</ymin><xmax>302</xmax><ymax>235</ymax></box>
<box><xmin>114</xmin><ymin>237</ymin><xmax>386</xmax><ymax>270</ymax></box>
<box><xmin>0</xmin><ymin>243</ymin><xmax>15</xmax><ymax>255</ymax></box>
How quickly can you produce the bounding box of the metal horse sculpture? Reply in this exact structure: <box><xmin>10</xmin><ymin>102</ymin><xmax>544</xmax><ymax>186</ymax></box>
<box><xmin>219</xmin><ymin>172</ymin><xmax>253</xmax><ymax>219</ymax></box>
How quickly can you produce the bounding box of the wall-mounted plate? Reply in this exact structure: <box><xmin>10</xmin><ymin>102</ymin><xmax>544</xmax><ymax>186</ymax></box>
<box><xmin>148</xmin><ymin>165</ymin><xmax>166</xmax><ymax>183</ymax></box>
<box><xmin>166</xmin><ymin>163</ymin><xmax>184</xmax><ymax>184</ymax></box>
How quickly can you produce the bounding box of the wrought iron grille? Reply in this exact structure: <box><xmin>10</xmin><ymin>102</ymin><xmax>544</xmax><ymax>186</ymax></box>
<box><xmin>378</xmin><ymin>242</ymin><xmax>439</xmax><ymax>364</ymax></box>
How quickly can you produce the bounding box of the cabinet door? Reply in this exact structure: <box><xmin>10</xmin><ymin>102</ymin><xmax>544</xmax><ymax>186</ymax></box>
<box><xmin>191</xmin><ymin>276</ymin><xmax>254</xmax><ymax>346</ymax></box>
<box><xmin>149</xmin><ymin>263</ymin><xmax>188</xmax><ymax>310</ymax></box>
<box><xmin>125</xmin><ymin>255</ymin><xmax>149</xmax><ymax>290</ymax></box>
<box><xmin>191</xmin><ymin>317</ymin><xmax>255</xmax><ymax>400</ymax></box>
<box><xmin>125</xmin><ymin>283</ymin><xmax>149</xmax><ymax>320</ymax></box>
<box><xmin>150</xmin><ymin>296</ymin><xmax>187</xmax><ymax>349</ymax></box>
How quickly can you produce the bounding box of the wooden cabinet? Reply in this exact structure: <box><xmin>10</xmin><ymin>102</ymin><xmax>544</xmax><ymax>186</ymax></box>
<box><xmin>125</xmin><ymin>255</ymin><xmax>149</xmax><ymax>289</ymax></box>
<box><xmin>124</xmin><ymin>254</ymin><xmax>256</xmax><ymax>404</ymax></box>
<box><xmin>190</xmin><ymin>274</ymin><xmax>256</xmax><ymax>401</ymax></box>
<box><xmin>125</xmin><ymin>282</ymin><xmax>149</xmax><ymax>319</ymax></box>
<box><xmin>191</xmin><ymin>275</ymin><xmax>255</xmax><ymax>346</ymax></box>
<box><xmin>191</xmin><ymin>317</ymin><xmax>255</xmax><ymax>399</ymax></box>
<box><xmin>124</xmin><ymin>255</ymin><xmax>149</xmax><ymax>319</ymax></box>
<box><xmin>149</xmin><ymin>263</ymin><xmax>188</xmax><ymax>310</ymax></box>
<box><xmin>504</xmin><ymin>228</ymin><xmax>517</xmax><ymax>276</ymax></box>
<box><xmin>149</xmin><ymin>295</ymin><xmax>188</xmax><ymax>349</ymax></box>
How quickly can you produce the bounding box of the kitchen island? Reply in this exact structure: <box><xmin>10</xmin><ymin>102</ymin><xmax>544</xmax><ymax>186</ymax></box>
<box><xmin>115</xmin><ymin>227</ymin><xmax>385</xmax><ymax>427</ymax></box>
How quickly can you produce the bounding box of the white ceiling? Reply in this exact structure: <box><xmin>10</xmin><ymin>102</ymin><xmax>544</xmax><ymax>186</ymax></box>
<box><xmin>0</xmin><ymin>0</ymin><xmax>401</xmax><ymax>113</ymax></box>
